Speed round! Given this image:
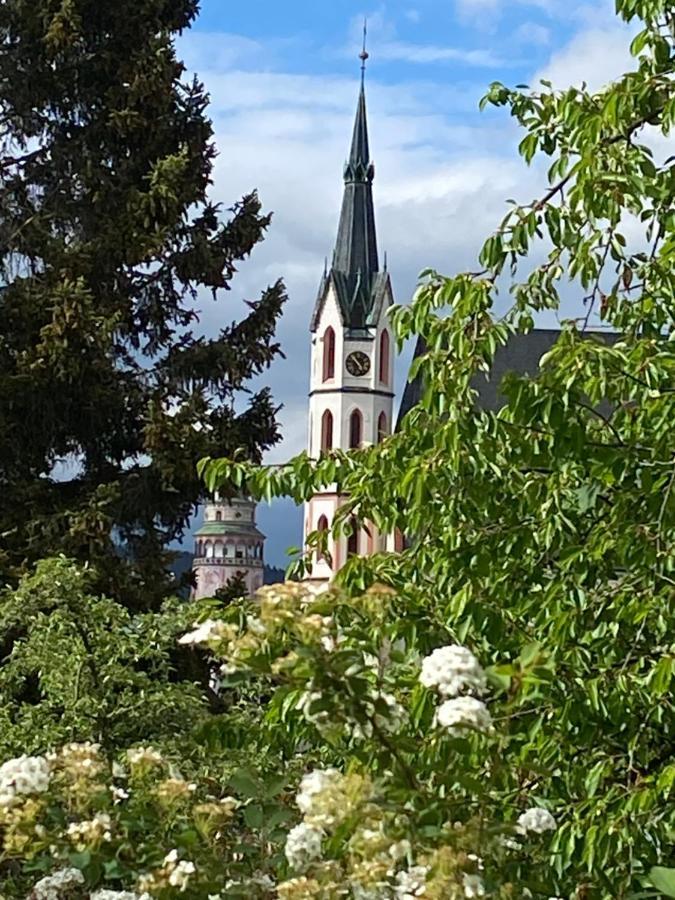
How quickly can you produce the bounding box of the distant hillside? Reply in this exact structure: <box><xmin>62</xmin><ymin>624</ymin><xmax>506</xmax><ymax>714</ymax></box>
<box><xmin>167</xmin><ymin>552</ymin><xmax>286</xmax><ymax>597</ymax></box>
<box><xmin>264</xmin><ymin>565</ymin><xmax>285</xmax><ymax>585</ymax></box>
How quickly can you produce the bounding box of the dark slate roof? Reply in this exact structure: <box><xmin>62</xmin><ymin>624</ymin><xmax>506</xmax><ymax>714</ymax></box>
<box><xmin>334</xmin><ymin>84</ymin><xmax>378</xmax><ymax>277</ymax></box>
<box><xmin>397</xmin><ymin>328</ymin><xmax>618</xmax><ymax>426</ymax></box>
<box><xmin>311</xmin><ymin>81</ymin><xmax>384</xmax><ymax>333</ymax></box>
<box><xmin>310</xmin><ymin>270</ymin><xmax>391</xmax><ymax>334</ymax></box>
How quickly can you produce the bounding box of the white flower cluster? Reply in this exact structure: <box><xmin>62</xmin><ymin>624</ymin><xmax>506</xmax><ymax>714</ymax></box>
<box><xmin>295</xmin><ymin>768</ymin><xmax>342</xmax><ymax>821</ymax></box>
<box><xmin>91</xmin><ymin>892</ymin><xmax>151</xmax><ymax>900</ymax></box>
<box><xmin>126</xmin><ymin>746</ymin><xmax>163</xmax><ymax>767</ymax></box>
<box><xmin>31</xmin><ymin>867</ymin><xmax>84</xmax><ymax>899</ymax></box>
<box><xmin>66</xmin><ymin>812</ymin><xmax>113</xmax><ymax>849</ymax></box>
<box><xmin>353</xmin><ymin>691</ymin><xmax>408</xmax><ymax>741</ymax></box>
<box><xmin>394</xmin><ymin>864</ymin><xmax>428</xmax><ymax>898</ymax></box>
<box><xmin>517</xmin><ymin>807</ymin><xmax>557</xmax><ymax>835</ymax></box>
<box><xmin>50</xmin><ymin>742</ymin><xmax>104</xmax><ymax>779</ymax></box>
<box><xmin>178</xmin><ymin>618</ymin><xmax>228</xmax><ymax>646</ymax></box>
<box><xmin>164</xmin><ymin>849</ymin><xmax>196</xmax><ymax>890</ymax></box>
<box><xmin>419</xmin><ymin>645</ymin><xmax>492</xmax><ymax>736</ymax></box>
<box><xmin>463</xmin><ymin>873</ymin><xmax>486</xmax><ymax>897</ymax></box>
<box><xmin>0</xmin><ymin>754</ymin><xmax>50</xmax><ymax>808</ymax></box>
<box><xmin>419</xmin><ymin>645</ymin><xmax>487</xmax><ymax>697</ymax></box>
<box><xmin>436</xmin><ymin>696</ymin><xmax>493</xmax><ymax>736</ymax></box>
<box><xmin>284</xmin><ymin>821</ymin><xmax>324</xmax><ymax>870</ymax></box>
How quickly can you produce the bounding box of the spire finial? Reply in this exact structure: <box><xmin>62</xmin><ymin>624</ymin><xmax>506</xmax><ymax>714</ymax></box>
<box><xmin>359</xmin><ymin>18</ymin><xmax>369</xmax><ymax>84</ymax></box>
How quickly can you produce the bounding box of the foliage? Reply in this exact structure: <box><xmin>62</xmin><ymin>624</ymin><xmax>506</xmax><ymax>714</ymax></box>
<box><xmin>198</xmin><ymin>1</ymin><xmax>675</xmax><ymax>897</ymax></box>
<box><xmin>0</xmin><ymin>0</ymin><xmax>286</xmax><ymax>608</ymax></box>
<box><xmin>0</xmin><ymin>741</ymin><xmax>288</xmax><ymax>899</ymax></box>
<box><xmin>215</xmin><ymin>572</ymin><xmax>250</xmax><ymax>605</ymax></box>
<box><xmin>0</xmin><ymin>582</ymin><xmax>573</xmax><ymax>899</ymax></box>
<box><xmin>0</xmin><ymin>558</ymin><xmax>210</xmax><ymax>757</ymax></box>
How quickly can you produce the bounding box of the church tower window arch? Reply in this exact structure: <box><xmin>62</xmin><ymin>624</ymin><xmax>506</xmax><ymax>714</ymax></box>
<box><xmin>323</xmin><ymin>327</ymin><xmax>336</xmax><ymax>381</ymax></box>
<box><xmin>377</xmin><ymin>411</ymin><xmax>388</xmax><ymax>442</ymax></box>
<box><xmin>316</xmin><ymin>515</ymin><xmax>330</xmax><ymax>563</ymax></box>
<box><xmin>347</xmin><ymin>519</ymin><xmax>359</xmax><ymax>557</ymax></box>
<box><xmin>379</xmin><ymin>330</ymin><xmax>390</xmax><ymax>385</ymax></box>
<box><xmin>320</xmin><ymin>409</ymin><xmax>334</xmax><ymax>452</ymax></box>
<box><xmin>349</xmin><ymin>408</ymin><xmax>363</xmax><ymax>448</ymax></box>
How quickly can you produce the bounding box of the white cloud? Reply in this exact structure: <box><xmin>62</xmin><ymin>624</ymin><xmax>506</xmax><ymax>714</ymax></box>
<box><xmin>179</xmin><ymin>32</ymin><xmax>264</xmax><ymax>71</ymax></box>
<box><xmin>375</xmin><ymin>39</ymin><xmax>502</xmax><ymax>67</ymax></box>
<box><xmin>405</xmin><ymin>9</ymin><xmax>422</xmax><ymax>23</ymax></box>
<box><xmin>515</xmin><ymin>22</ymin><xmax>551</xmax><ymax>47</ymax></box>
<box><xmin>343</xmin><ymin>10</ymin><xmax>501</xmax><ymax>68</ymax></box>
<box><xmin>535</xmin><ymin>24</ymin><xmax>634</xmax><ymax>90</ymax></box>
<box><xmin>456</xmin><ymin>0</ymin><xmax>564</xmax><ymax>25</ymax></box>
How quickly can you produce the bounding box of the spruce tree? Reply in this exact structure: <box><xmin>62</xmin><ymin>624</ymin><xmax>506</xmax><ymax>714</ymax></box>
<box><xmin>0</xmin><ymin>0</ymin><xmax>286</xmax><ymax>607</ymax></box>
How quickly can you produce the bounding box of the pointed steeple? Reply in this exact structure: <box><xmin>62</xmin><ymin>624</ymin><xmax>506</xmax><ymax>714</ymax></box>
<box><xmin>310</xmin><ymin>28</ymin><xmax>391</xmax><ymax>334</ymax></box>
<box><xmin>332</xmin><ymin>26</ymin><xmax>379</xmax><ymax>284</ymax></box>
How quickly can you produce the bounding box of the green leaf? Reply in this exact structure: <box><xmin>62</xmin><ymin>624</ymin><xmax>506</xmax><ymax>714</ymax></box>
<box><xmin>243</xmin><ymin>803</ymin><xmax>264</xmax><ymax>829</ymax></box>
<box><xmin>649</xmin><ymin>867</ymin><xmax>675</xmax><ymax>898</ymax></box>
<box><xmin>229</xmin><ymin>768</ymin><xmax>261</xmax><ymax>798</ymax></box>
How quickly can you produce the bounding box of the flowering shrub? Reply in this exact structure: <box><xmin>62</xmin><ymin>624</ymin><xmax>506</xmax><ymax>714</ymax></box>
<box><xmin>0</xmin><ymin>580</ymin><xmax>568</xmax><ymax>898</ymax></box>
<box><xmin>172</xmin><ymin>583</ymin><xmax>563</xmax><ymax>898</ymax></box>
<box><xmin>0</xmin><ymin>740</ymin><xmax>278</xmax><ymax>898</ymax></box>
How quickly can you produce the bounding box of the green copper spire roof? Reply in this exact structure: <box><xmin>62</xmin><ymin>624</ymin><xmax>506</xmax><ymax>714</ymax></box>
<box><xmin>332</xmin><ymin>82</ymin><xmax>379</xmax><ymax>280</ymax></box>
<box><xmin>311</xmin><ymin>37</ymin><xmax>390</xmax><ymax>334</ymax></box>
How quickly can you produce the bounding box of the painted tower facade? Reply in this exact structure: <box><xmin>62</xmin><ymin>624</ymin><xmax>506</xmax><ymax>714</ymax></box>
<box><xmin>192</xmin><ymin>494</ymin><xmax>265</xmax><ymax>599</ymax></box>
<box><xmin>304</xmin><ymin>65</ymin><xmax>395</xmax><ymax>585</ymax></box>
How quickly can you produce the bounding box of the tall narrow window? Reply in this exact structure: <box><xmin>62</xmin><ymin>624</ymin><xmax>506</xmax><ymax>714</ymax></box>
<box><xmin>349</xmin><ymin>409</ymin><xmax>362</xmax><ymax>448</ymax></box>
<box><xmin>377</xmin><ymin>412</ymin><xmax>388</xmax><ymax>442</ymax></box>
<box><xmin>347</xmin><ymin>520</ymin><xmax>359</xmax><ymax>557</ymax></box>
<box><xmin>317</xmin><ymin>515</ymin><xmax>329</xmax><ymax>563</ymax></box>
<box><xmin>379</xmin><ymin>330</ymin><xmax>390</xmax><ymax>384</ymax></box>
<box><xmin>323</xmin><ymin>327</ymin><xmax>336</xmax><ymax>381</ymax></box>
<box><xmin>321</xmin><ymin>410</ymin><xmax>333</xmax><ymax>452</ymax></box>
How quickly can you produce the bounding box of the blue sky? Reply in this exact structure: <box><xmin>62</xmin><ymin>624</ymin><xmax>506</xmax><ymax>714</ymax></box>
<box><xmin>174</xmin><ymin>0</ymin><xmax>636</xmax><ymax>566</ymax></box>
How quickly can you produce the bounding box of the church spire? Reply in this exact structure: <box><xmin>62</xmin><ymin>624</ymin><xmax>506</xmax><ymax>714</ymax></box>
<box><xmin>332</xmin><ymin>26</ymin><xmax>379</xmax><ymax>283</ymax></box>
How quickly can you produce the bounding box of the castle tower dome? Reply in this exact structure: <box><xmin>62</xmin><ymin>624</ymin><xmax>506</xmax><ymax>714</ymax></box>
<box><xmin>303</xmin><ymin>38</ymin><xmax>396</xmax><ymax>584</ymax></box>
<box><xmin>192</xmin><ymin>494</ymin><xmax>265</xmax><ymax>599</ymax></box>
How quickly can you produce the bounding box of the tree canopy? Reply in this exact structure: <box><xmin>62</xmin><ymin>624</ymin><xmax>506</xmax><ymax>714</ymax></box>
<box><xmin>0</xmin><ymin>0</ymin><xmax>285</xmax><ymax>608</ymax></box>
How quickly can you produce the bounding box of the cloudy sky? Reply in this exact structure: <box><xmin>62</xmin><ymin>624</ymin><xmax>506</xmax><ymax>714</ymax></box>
<box><xmin>176</xmin><ymin>0</ymin><xmax>637</xmax><ymax>566</ymax></box>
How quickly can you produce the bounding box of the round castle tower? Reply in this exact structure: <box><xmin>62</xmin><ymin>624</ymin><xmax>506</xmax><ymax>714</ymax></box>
<box><xmin>191</xmin><ymin>494</ymin><xmax>265</xmax><ymax>599</ymax></box>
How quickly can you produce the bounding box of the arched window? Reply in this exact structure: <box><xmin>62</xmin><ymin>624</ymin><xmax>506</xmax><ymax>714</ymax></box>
<box><xmin>205</xmin><ymin>541</ymin><xmax>213</xmax><ymax>559</ymax></box>
<box><xmin>321</xmin><ymin>409</ymin><xmax>333</xmax><ymax>452</ymax></box>
<box><xmin>323</xmin><ymin>327</ymin><xmax>336</xmax><ymax>381</ymax></box>
<box><xmin>214</xmin><ymin>542</ymin><xmax>224</xmax><ymax>559</ymax></box>
<box><xmin>216</xmin><ymin>510</ymin><xmax>222</xmax><ymax>522</ymax></box>
<box><xmin>349</xmin><ymin>409</ymin><xmax>362</xmax><ymax>448</ymax></box>
<box><xmin>317</xmin><ymin>515</ymin><xmax>329</xmax><ymax>562</ymax></box>
<box><xmin>347</xmin><ymin>520</ymin><xmax>359</xmax><ymax>558</ymax></box>
<box><xmin>379</xmin><ymin>330</ymin><xmax>390</xmax><ymax>385</ymax></box>
<box><xmin>377</xmin><ymin>412</ymin><xmax>388</xmax><ymax>442</ymax></box>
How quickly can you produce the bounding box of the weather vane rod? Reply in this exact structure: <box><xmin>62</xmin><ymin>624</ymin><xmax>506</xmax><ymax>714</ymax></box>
<box><xmin>359</xmin><ymin>18</ymin><xmax>369</xmax><ymax>84</ymax></box>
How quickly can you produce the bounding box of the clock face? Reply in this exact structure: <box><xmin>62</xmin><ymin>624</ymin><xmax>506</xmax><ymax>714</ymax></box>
<box><xmin>346</xmin><ymin>351</ymin><xmax>371</xmax><ymax>377</ymax></box>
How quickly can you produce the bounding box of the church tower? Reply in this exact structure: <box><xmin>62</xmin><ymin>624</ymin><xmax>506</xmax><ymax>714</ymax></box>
<box><xmin>304</xmin><ymin>46</ymin><xmax>395</xmax><ymax>584</ymax></box>
<box><xmin>191</xmin><ymin>494</ymin><xmax>265</xmax><ymax>599</ymax></box>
